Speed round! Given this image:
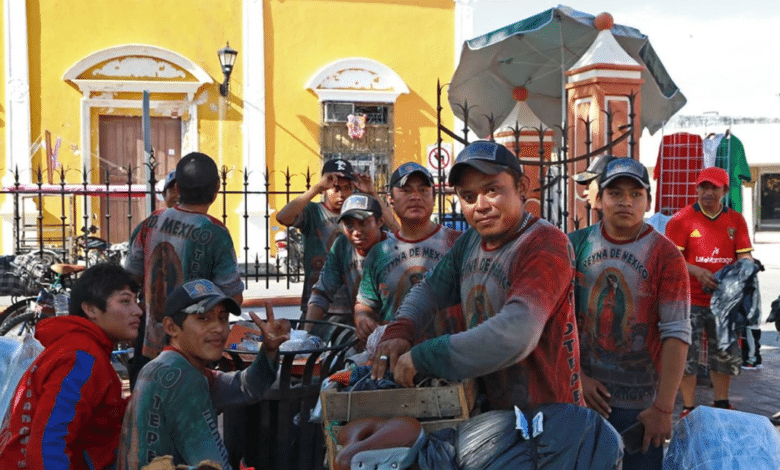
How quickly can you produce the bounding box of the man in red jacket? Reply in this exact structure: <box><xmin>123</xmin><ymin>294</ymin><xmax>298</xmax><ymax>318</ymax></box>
<box><xmin>0</xmin><ymin>263</ymin><xmax>142</xmax><ymax>469</ymax></box>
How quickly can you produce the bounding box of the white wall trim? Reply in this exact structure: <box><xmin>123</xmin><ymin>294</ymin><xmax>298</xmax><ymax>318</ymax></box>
<box><xmin>305</xmin><ymin>57</ymin><xmax>410</xmax><ymax>103</ymax></box>
<box><xmin>241</xmin><ymin>0</ymin><xmax>269</xmax><ymax>264</ymax></box>
<box><xmin>3</xmin><ymin>0</ymin><xmax>32</xmax><ymax>183</ymax></box>
<box><xmin>63</xmin><ymin>44</ymin><xmax>213</xmax><ymax>87</ymax></box>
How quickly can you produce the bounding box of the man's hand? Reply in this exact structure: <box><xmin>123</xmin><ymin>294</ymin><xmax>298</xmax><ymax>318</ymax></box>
<box><xmin>637</xmin><ymin>406</ymin><xmax>673</xmax><ymax>453</ymax></box>
<box><xmin>689</xmin><ymin>264</ymin><xmax>718</xmax><ymax>292</ymax></box>
<box><xmin>581</xmin><ymin>374</ymin><xmax>612</xmax><ymax>418</ymax></box>
<box><xmin>354</xmin><ymin>311</ymin><xmax>380</xmax><ymax>341</ymax></box>
<box><xmin>314</xmin><ymin>172</ymin><xmax>343</xmax><ymax>194</ymax></box>
<box><xmin>370</xmin><ymin>337</ymin><xmax>412</xmax><ymax>380</ymax></box>
<box><xmin>392</xmin><ymin>352</ymin><xmax>417</xmax><ymax>387</ymax></box>
<box><xmin>352</xmin><ymin>172</ymin><xmax>376</xmax><ymax>195</ymax></box>
<box><xmin>250</xmin><ymin>303</ymin><xmax>291</xmax><ymax>356</ymax></box>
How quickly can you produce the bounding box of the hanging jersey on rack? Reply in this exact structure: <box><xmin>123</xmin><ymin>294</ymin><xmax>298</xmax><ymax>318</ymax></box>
<box><xmin>654</xmin><ymin>132</ymin><xmax>704</xmax><ymax>215</ymax></box>
<box><xmin>702</xmin><ymin>133</ymin><xmax>725</xmax><ymax>168</ymax></box>
<box><xmin>715</xmin><ymin>134</ymin><xmax>751</xmax><ymax>213</ymax></box>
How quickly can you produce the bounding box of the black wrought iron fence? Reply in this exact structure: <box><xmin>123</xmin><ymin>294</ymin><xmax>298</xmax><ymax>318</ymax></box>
<box><xmin>0</xmin><ymin>164</ymin><xmax>467</xmax><ymax>289</ymax></box>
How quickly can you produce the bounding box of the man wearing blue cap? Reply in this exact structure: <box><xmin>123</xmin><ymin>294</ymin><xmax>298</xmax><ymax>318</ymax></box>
<box><xmin>372</xmin><ymin>141</ymin><xmax>582</xmax><ymax>411</ymax></box>
<box><xmin>569</xmin><ymin>158</ymin><xmax>690</xmax><ymax>467</ymax></box>
<box><xmin>354</xmin><ymin>162</ymin><xmax>463</xmax><ymax>342</ymax></box>
<box><xmin>118</xmin><ymin>279</ymin><xmax>291</xmax><ymax>470</ymax></box>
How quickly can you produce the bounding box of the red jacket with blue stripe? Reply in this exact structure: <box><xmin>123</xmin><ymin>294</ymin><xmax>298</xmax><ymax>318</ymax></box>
<box><xmin>0</xmin><ymin>316</ymin><xmax>126</xmax><ymax>469</ymax></box>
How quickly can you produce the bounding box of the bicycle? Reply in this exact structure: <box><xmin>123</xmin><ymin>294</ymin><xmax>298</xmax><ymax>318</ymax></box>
<box><xmin>0</xmin><ymin>263</ymin><xmax>84</xmax><ymax>338</ymax></box>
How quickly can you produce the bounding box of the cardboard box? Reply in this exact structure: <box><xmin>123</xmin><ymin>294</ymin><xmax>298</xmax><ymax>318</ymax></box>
<box><xmin>320</xmin><ymin>381</ymin><xmax>474</xmax><ymax>469</ymax></box>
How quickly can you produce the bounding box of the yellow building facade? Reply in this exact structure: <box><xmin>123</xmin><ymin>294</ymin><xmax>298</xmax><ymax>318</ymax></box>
<box><xmin>1</xmin><ymin>0</ymin><xmax>463</xmax><ymax>261</ymax></box>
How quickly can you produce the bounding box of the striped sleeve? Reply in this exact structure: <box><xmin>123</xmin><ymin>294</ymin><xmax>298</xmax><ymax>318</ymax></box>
<box><xmin>30</xmin><ymin>350</ymin><xmax>97</xmax><ymax>469</ymax></box>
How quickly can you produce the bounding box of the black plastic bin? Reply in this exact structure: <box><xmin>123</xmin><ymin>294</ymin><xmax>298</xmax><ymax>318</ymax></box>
<box><xmin>222</xmin><ymin>319</ymin><xmax>357</xmax><ymax>470</ymax></box>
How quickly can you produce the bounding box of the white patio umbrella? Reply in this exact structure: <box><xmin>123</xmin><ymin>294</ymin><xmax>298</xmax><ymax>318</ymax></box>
<box><xmin>448</xmin><ymin>5</ymin><xmax>686</xmax><ymax>139</ymax></box>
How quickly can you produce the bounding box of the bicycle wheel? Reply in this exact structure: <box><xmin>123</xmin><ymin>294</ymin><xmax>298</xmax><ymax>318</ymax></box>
<box><xmin>0</xmin><ymin>312</ymin><xmax>36</xmax><ymax>337</ymax></box>
<box><xmin>0</xmin><ymin>297</ymin><xmax>36</xmax><ymax>326</ymax></box>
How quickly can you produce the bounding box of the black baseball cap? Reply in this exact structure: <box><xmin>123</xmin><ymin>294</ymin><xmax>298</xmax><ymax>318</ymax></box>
<box><xmin>448</xmin><ymin>141</ymin><xmax>522</xmax><ymax>186</ymax></box>
<box><xmin>164</xmin><ymin>279</ymin><xmax>241</xmax><ymax>318</ymax></box>
<box><xmin>176</xmin><ymin>152</ymin><xmax>219</xmax><ymax>190</ymax></box>
<box><xmin>337</xmin><ymin>193</ymin><xmax>382</xmax><ymax>223</ymax></box>
<box><xmin>322</xmin><ymin>158</ymin><xmax>356</xmax><ymax>181</ymax></box>
<box><xmin>390</xmin><ymin>162</ymin><xmax>434</xmax><ymax>188</ymax></box>
<box><xmin>599</xmin><ymin>158</ymin><xmax>651</xmax><ymax>190</ymax></box>
<box><xmin>573</xmin><ymin>155</ymin><xmax>617</xmax><ymax>185</ymax></box>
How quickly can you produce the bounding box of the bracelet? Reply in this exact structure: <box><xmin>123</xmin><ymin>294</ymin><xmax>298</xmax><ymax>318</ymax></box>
<box><xmin>652</xmin><ymin>402</ymin><xmax>673</xmax><ymax>414</ymax></box>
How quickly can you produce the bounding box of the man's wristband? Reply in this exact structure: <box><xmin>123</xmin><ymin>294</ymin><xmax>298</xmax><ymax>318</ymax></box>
<box><xmin>652</xmin><ymin>402</ymin><xmax>673</xmax><ymax>414</ymax></box>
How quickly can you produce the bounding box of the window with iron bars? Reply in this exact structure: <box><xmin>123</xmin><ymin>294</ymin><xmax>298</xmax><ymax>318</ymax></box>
<box><xmin>320</xmin><ymin>101</ymin><xmax>393</xmax><ymax>189</ymax></box>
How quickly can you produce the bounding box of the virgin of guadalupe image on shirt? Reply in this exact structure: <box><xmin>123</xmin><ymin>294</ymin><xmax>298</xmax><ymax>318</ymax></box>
<box><xmin>587</xmin><ymin>268</ymin><xmax>634</xmax><ymax>356</ymax></box>
<box><xmin>466</xmin><ymin>287</ymin><xmax>494</xmax><ymax>328</ymax></box>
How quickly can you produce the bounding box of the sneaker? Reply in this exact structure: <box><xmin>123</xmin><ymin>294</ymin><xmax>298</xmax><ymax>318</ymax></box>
<box><xmin>679</xmin><ymin>408</ymin><xmax>694</xmax><ymax>419</ymax></box>
<box><xmin>742</xmin><ymin>361</ymin><xmax>763</xmax><ymax>370</ymax></box>
<box><xmin>713</xmin><ymin>403</ymin><xmax>735</xmax><ymax>411</ymax></box>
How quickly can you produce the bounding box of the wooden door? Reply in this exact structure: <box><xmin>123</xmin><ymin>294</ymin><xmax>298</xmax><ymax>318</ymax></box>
<box><xmin>98</xmin><ymin>116</ymin><xmax>181</xmax><ymax>243</ymax></box>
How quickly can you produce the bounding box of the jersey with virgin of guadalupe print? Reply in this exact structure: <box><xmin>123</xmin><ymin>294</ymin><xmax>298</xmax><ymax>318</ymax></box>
<box><xmin>356</xmin><ymin>225</ymin><xmax>464</xmax><ymax>338</ymax></box>
<box><xmin>292</xmin><ymin>201</ymin><xmax>352</xmax><ymax>314</ymax></box>
<box><xmin>308</xmin><ymin>232</ymin><xmax>386</xmax><ymax>320</ymax></box>
<box><xmin>569</xmin><ymin>224</ymin><xmax>691</xmax><ymax>410</ymax></box>
<box><xmin>385</xmin><ymin>215</ymin><xmax>583</xmax><ymax>410</ymax></box>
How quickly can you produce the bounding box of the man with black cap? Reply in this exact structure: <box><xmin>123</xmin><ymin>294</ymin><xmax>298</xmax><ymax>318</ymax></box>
<box><xmin>277</xmin><ymin>159</ymin><xmax>397</xmax><ymax>320</ymax></box>
<box><xmin>569</xmin><ymin>158</ymin><xmax>690</xmax><ymax>467</ymax></box>
<box><xmin>372</xmin><ymin>141</ymin><xmax>582</xmax><ymax>411</ymax></box>
<box><xmin>666</xmin><ymin>166</ymin><xmax>753</xmax><ymax>418</ymax></box>
<box><xmin>305</xmin><ymin>193</ymin><xmax>387</xmax><ymax>326</ymax></box>
<box><xmin>125</xmin><ymin>152</ymin><xmax>244</xmax><ymax>386</ymax></box>
<box><xmin>354</xmin><ymin>162</ymin><xmax>463</xmax><ymax>342</ymax></box>
<box><xmin>118</xmin><ymin>279</ymin><xmax>290</xmax><ymax>470</ymax></box>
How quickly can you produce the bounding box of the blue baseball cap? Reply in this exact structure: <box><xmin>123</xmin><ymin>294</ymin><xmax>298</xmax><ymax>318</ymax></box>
<box><xmin>448</xmin><ymin>141</ymin><xmax>522</xmax><ymax>186</ymax></box>
<box><xmin>599</xmin><ymin>158</ymin><xmax>651</xmax><ymax>190</ymax></box>
<box><xmin>390</xmin><ymin>162</ymin><xmax>434</xmax><ymax>188</ymax></box>
<box><xmin>164</xmin><ymin>279</ymin><xmax>241</xmax><ymax>318</ymax></box>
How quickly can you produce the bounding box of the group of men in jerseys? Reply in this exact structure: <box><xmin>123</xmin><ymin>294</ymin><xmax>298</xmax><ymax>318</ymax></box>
<box><xmin>0</xmin><ymin>141</ymin><xmax>752</xmax><ymax>470</ymax></box>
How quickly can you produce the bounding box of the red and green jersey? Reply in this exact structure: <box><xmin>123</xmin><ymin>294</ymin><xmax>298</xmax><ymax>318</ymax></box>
<box><xmin>126</xmin><ymin>207</ymin><xmax>244</xmax><ymax>359</ymax></box>
<box><xmin>665</xmin><ymin>203</ymin><xmax>752</xmax><ymax>306</ymax></box>
<box><xmin>357</xmin><ymin>225</ymin><xmax>464</xmax><ymax>338</ymax></box>
<box><xmin>569</xmin><ymin>224</ymin><xmax>691</xmax><ymax>409</ymax></box>
<box><xmin>386</xmin><ymin>216</ymin><xmax>583</xmax><ymax>410</ymax></box>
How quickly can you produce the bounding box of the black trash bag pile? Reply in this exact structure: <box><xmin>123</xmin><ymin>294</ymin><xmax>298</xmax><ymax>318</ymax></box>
<box><xmin>711</xmin><ymin>258</ymin><xmax>764</xmax><ymax>350</ymax></box>
<box><xmin>417</xmin><ymin>404</ymin><xmax>622</xmax><ymax>470</ymax></box>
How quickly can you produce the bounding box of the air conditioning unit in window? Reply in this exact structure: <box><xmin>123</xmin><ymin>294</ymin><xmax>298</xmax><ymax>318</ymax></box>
<box><xmin>324</xmin><ymin>102</ymin><xmax>354</xmax><ymax>122</ymax></box>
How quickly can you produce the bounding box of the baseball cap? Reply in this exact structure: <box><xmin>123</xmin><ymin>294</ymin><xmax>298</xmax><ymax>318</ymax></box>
<box><xmin>175</xmin><ymin>152</ymin><xmax>219</xmax><ymax>190</ymax></box>
<box><xmin>337</xmin><ymin>193</ymin><xmax>382</xmax><ymax>223</ymax></box>
<box><xmin>599</xmin><ymin>158</ymin><xmax>651</xmax><ymax>190</ymax></box>
<box><xmin>322</xmin><ymin>158</ymin><xmax>356</xmax><ymax>181</ymax></box>
<box><xmin>696</xmin><ymin>167</ymin><xmax>729</xmax><ymax>188</ymax></box>
<box><xmin>162</xmin><ymin>170</ymin><xmax>176</xmax><ymax>191</ymax></box>
<box><xmin>573</xmin><ymin>155</ymin><xmax>617</xmax><ymax>185</ymax></box>
<box><xmin>390</xmin><ymin>162</ymin><xmax>434</xmax><ymax>188</ymax></box>
<box><xmin>164</xmin><ymin>279</ymin><xmax>241</xmax><ymax>318</ymax></box>
<box><xmin>448</xmin><ymin>141</ymin><xmax>522</xmax><ymax>186</ymax></box>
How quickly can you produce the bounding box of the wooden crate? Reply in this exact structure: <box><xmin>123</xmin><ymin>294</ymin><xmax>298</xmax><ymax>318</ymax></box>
<box><xmin>320</xmin><ymin>381</ymin><xmax>474</xmax><ymax>469</ymax></box>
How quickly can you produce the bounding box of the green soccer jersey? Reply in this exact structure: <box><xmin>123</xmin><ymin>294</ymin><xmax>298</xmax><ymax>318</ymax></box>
<box><xmin>357</xmin><ymin>225</ymin><xmax>463</xmax><ymax>337</ymax></box>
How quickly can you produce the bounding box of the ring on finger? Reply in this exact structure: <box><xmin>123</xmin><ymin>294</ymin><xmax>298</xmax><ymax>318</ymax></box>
<box><xmin>379</xmin><ymin>355</ymin><xmax>389</xmax><ymax>361</ymax></box>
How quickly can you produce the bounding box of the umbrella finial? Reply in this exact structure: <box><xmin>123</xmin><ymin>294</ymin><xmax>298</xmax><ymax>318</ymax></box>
<box><xmin>594</xmin><ymin>12</ymin><xmax>614</xmax><ymax>31</ymax></box>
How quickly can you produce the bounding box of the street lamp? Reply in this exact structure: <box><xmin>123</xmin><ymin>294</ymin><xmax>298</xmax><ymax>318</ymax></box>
<box><xmin>217</xmin><ymin>42</ymin><xmax>238</xmax><ymax>97</ymax></box>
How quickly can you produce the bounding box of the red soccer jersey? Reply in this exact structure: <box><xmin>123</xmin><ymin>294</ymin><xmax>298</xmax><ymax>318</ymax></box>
<box><xmin>665</xmin><ymin>203</ymin><xmax>753</xmax><ymax>306</ymax></box>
